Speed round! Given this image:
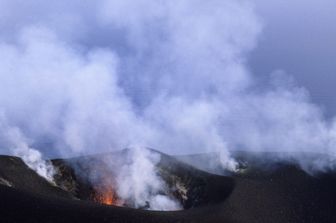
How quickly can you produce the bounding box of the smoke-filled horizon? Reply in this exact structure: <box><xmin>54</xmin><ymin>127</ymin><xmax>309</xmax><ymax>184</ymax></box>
<box><xmin>0</xmin><ymin>0</ymin><xmax>336</xmax><ymax>173</ymax></box>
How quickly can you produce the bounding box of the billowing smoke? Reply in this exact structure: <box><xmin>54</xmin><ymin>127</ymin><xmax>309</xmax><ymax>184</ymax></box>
<box><xmin>115</xmin><ymin>147</ymin><xmax>181</xmax><ymax>210</ymax></box>
<box><xmin>0</xmin><ymin>112</ymin><xmax>55</xmax><ymax>182</ymax></box>
<box><xmin>0</xmin><ymin>0</ymin><xmax>335</xmax><ymax>209</ymax></box>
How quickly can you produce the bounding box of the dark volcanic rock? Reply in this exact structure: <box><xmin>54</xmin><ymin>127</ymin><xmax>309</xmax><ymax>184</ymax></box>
<box><xmin>1</xmin><ymin>151</ymin><xmax>336</xmax><ymax>223</ymax></box>
<box><xmin>0</xmin><ymin>155</ymin><xmax>73</xmax><ymax>199</ymax></box>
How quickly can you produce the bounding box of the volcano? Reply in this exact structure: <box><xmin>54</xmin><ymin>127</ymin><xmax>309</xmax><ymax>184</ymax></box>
<box><xmin>0</xmin><ymin>149</ymin><xmax>336</xmax><ymax>223</ymax></box>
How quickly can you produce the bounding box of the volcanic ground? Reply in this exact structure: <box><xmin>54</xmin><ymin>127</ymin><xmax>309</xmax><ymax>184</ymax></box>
<box><xmin>0</xmin><ymin>149</ymin><xmax>336</xmax><ymax>223</ymax></box>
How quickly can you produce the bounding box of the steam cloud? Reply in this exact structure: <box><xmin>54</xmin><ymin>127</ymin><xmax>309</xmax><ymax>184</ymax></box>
<box><xmin>0</xmin><ymin>112</ymin><xmax>55</xmax><ymax>182</ymax></box>
<box><xmin>0</xmin><ymin>0</ymin><xmax>336</xmax><ymax>209</ymax></box>
<box><xmin>116</xmin><ymin>147</ymin><xmax>181</xmax><ymax>210</ymax></box>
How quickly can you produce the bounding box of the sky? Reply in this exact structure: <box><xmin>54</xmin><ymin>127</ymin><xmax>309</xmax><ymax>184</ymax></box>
<box><xmin>250</xmin><ymin>0</ymin><xmax>336</xmax><ymax>117</ymax></box>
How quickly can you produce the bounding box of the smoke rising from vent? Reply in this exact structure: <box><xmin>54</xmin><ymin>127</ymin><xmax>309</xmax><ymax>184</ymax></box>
<box><xmin>115</xmin><ymin>147</ymin><xmax>181</xmax><ymax>210</ymax></box>
<box><xmin>0</xmin><ymin>112</ymin><xmax>55</xmax><ymax>181</ymax></box>
<box><xmin>0</xmin><ymin>0</ymin><xmax>335</xmax><ymax>199</ymax></box>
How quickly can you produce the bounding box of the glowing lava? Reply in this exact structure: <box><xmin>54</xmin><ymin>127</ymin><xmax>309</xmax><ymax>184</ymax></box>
<box><xmin>94</xmin><ymin>187</ymin><xmax>118</xmax><ymax>206</ymax></box>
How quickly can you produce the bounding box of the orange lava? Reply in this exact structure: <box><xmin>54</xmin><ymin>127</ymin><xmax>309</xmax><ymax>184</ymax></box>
<box><xmin>94</xmin><ymin>187</ymin><xmax>118</xmax><ymax>205</ymax></box>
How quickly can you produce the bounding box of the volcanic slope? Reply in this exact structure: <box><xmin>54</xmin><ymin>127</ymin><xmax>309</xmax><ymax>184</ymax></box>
<box><xmin>0</xmin><ymin>150</ymin><xmax>336</xmax><ymax>223</ymax></box>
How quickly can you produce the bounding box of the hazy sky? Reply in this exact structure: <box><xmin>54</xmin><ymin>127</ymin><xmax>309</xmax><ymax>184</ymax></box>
<box><xmin>250</xmin><ymin>0</ymin><xmax>336</xmax><ymax>116</ymax></box>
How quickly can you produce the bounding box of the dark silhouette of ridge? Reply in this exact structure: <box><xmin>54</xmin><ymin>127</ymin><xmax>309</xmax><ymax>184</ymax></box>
<box><xmin>0</xmin><ymin>150</ymin><xmax>336</xmax><ymax>223</ymax></box>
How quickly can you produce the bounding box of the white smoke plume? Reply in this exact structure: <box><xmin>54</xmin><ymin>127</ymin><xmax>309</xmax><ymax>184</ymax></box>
<box><xmin>0</xmin><ymin>0</ymin><xmax>335</xmax><ymax>207</ymax></box>
<box><xmin>116</xmin><ymin>147</ymin><xmax>181</xmax><ymax>210</ymax></box>
<box><xmin>0</xmin><ymin>112</ymin><xmax>55</xmax><ymax>182</ymax></box>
